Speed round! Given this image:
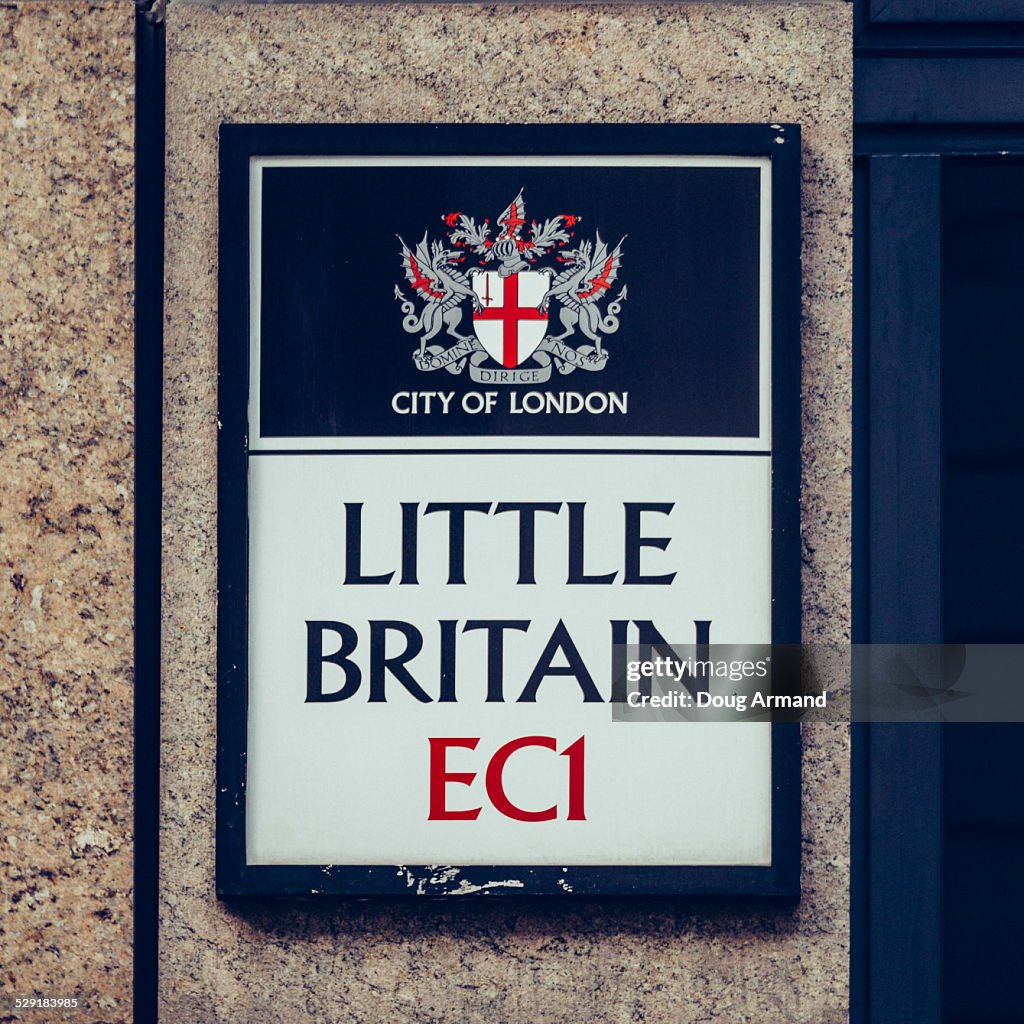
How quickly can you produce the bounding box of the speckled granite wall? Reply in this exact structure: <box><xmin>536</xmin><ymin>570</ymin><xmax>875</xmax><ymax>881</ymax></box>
<box><xmin>0</xmin><ymin>3</ymin><xmax>134</xmax><ymax>1022</ymax></box>
<box><xmin>163</xmin><ymin>4</ymin><xmax>851</xmax><ymax>1022</ymax></box>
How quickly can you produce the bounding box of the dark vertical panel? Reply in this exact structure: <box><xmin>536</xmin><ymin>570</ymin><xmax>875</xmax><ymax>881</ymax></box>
<box><xmin>866</xmin><ymin>154</ymin><xmax>943</xmax><ymax>1024</ymax></box>
<box><xmin>867</xmin><ymin>726</ymin><xmax>944</xmax><ymax>1024</ymax></box>
<box><xmin>942</xmin><ymin>159</ymin><xmax>1024</xmax><ymax>644</ymax></box>
<box><xmin>134</xmin><ymin>1</ymin><xmax>164</xmax><ymax>1020</ymax></box>
<box><xmin>868</xmin><ymin>155</ymin><xmax>943</xmax><ymax>643</ymax></box>
<box><xmin>851</xmin><ymin>154</ymin><xmax>870</xmax><ymax>1024</ymax></box>
<box><xmin>941</xmin><ymin>159</ymin><xmax>1024</xmax><ymax>1024</ymax></box>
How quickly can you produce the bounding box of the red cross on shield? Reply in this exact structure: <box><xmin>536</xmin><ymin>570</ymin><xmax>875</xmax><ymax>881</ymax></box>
<box><xmin>472</xmin><ymin>272</ymin><xmax>549</xmax><ymax>369</ymax></box>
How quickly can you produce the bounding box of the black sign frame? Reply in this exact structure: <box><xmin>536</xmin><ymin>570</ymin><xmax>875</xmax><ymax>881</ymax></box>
<box><xmin>216</xmin><ymin>123</ymin><xmax>802</xmax><ymax>899</ymax></box>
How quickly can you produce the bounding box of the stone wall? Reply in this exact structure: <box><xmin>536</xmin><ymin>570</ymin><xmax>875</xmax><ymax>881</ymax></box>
<box><xmin>0</xmin><ymin>4</ymin><xmax>135</xmax><ymax>1021</ymax></box>
<box><xmin>161</xmin><ymin>4</ymin><xmax>852</xmax><ymax>1022</ymax></box>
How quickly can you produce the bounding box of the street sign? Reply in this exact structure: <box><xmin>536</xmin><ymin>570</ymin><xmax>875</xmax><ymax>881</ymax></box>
<box><xmin>217</xmin><ymin>124</ymin><xmax>801</xmax><ymax>897</ymax></box>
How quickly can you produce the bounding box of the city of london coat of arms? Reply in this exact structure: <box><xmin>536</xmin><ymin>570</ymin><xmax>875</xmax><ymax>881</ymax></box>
<box><xmin>394</xmin><ymin>190</ymin><xmax>628</xmax><ymax>384</ymax></box>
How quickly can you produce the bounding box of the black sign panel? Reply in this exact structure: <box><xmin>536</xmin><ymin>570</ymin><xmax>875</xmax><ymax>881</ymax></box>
<box><xmin>258</xmin><ymin>163</ymin><xmax>761</xmax><ymax>439</ymax></box>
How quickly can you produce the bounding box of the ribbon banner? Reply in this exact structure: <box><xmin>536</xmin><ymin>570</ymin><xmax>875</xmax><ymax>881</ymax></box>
<box><xmin>412</xmin><ymin>338</ymin><xmax>476</xmax><ymax>374</ymax></box>
<box><xmin>469</xmin><ymin>349</ymin><xmax>551</xmax><ymax>383</ymax></box>
<box><xmin>537</xmin><ymin>338</ymin><xmax>610</xmax><ymax>373</ymax></box>
<box><xmin>412</xmin><ymin>336</ymin><xmax>609</xmax><ymax>383</ymax></box>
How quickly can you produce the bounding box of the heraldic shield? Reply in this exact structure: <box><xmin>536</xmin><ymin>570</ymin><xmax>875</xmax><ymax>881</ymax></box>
<box><xmin>471</xmin><ymin>271</ymin><xmax>550</xmax><ymax>369</ymax></box>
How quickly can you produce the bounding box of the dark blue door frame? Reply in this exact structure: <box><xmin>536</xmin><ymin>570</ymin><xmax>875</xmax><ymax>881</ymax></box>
<box><xmin>854</xmin><ymin>1</ymin><xmax>1024</xmax><ymax>1020</ymax></box>
<box><xmin>865</xmin><ymin>152</ymin><xmax>944</xmax><ymax>1024</ymax></box>
<box><xmin>856</xmin><ymin>152</ymin><xmax>945</xmax><ymax>1024</ymax></box>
